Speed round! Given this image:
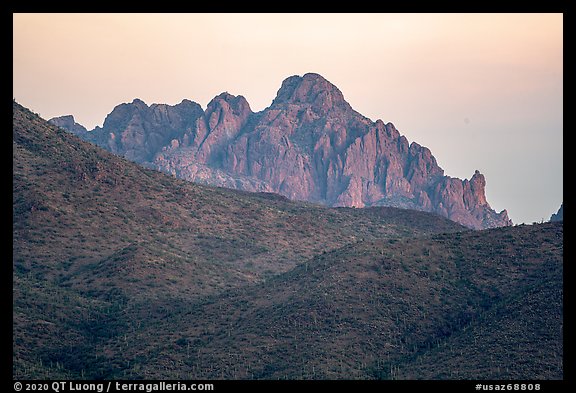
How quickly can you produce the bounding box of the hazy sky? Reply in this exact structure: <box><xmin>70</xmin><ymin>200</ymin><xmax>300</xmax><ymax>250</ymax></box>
<box><xmin>13</xmin><ymin>13</ymin><xmax>563</xmax><ymax>224</ymax></box>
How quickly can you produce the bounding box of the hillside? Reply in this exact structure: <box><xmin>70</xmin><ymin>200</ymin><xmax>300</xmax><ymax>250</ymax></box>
<box><xmin>112</xmin><ymin>223</ymin><xmax>562</xmax><ymax>380</ymax></box>
<box><xmin>50</xmin><ymin>73</ymin><xmax>511</xmax><ymax>229</ymax></box>
<box><xmin>13</xmin><ymin>101</ymin><xmax>471</xmax><ymax>379</ymax></box>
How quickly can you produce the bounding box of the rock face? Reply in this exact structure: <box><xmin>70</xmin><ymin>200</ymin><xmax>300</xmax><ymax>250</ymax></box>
<box><xmin>50</xmin><ymin>73</ymin><xmax>511</xmax><ymax>229</ymax></box>
<box><xmin>48</xmin><ymin>115</ymin><xmax>88</xmax><ymax>137</ymax></box>
<box><xmin>550</xmin><ymin>203</ymin><xmax>563</xmax><ymax>222</ymax></box>
<box><xmin>82</xmin><ymin>98</ymin><xmax>205</xmax><ymax>163</ymax></box>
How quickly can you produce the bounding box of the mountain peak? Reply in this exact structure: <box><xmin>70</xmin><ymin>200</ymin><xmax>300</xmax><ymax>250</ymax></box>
<box><xmin>550</xmin><ymin>203</ymin><xmax>563</xmax><ymax>222</ymax></box>
<box><xmin>213</xmin><ymin>91</ymin><xmax>237</xmax><ymax>101</ymax></box>
<box><xmin>131</xmin><ymin>98</ymin><xmax>148</xmax><ymax>108</ymax></box>
<box><xmin>271</xmin><ymin>73</ymin><xmax>349</xmax><ymax>110</ymax></box>
<box><xmin>48</xmin><ymin>114</ymin><xmax>88</xmax><ymax>136</ymax></box>
<box><xmin>206</xmin><ymin>92</ymin><xmax>252</xmax><ymax>119</ymax></box>
<box><xmin>209</xmin><ymin>92</ymin><xmax>250</xmax><ymax>108</ymax></box>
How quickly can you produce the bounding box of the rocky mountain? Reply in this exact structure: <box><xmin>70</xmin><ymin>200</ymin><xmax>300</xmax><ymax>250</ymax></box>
<box><xmin>50</xmin><ymin>73</ymin><xmax>511</xmax><ymax>229</ymax></box>
<box><xmin>550</xmin><ymin>203</ymin><xmax>563</xmax><ymax>222</ymax></box>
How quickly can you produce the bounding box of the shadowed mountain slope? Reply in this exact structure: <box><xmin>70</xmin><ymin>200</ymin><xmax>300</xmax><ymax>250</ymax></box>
<box><xmin>116</xmin><ymin>223</ymin><xmax>562</xmax><ymax>380</ymax></box>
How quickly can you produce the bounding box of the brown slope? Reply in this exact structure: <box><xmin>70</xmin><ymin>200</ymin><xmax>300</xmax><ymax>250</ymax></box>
<box><xmin>13</xmin><ymin>101</ymin><xmax>466</xmax><ymax>379</ymax></box>
<box><xmin>390</xmin><ymin>275</ymin><xmax>562</xmax><ymax>380</ymax></box>
<box><xmin>119</xmin><ymin>223</ymin><xmax>562</xmax><ymax>380</ymax></box>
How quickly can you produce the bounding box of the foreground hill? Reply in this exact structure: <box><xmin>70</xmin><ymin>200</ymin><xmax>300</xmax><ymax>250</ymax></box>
<box><xmin>116</xmin><ymin>223</ymin><xmax>562</xmax><ymax>380</ymax></box>
<box><xmin>50</xmin><ymin>73</ymin><xmax>511</xmax><ymax>229</ymax></box>
<box><xmin>13</xmin><ymin>101</ymin><xmax>470</xmax><ymax>378</ymax></box>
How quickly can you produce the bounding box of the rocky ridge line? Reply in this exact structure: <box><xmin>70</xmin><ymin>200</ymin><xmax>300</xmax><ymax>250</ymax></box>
<box><xmin>50</xmin><ymin>73</ymin><xmax>511</xmax><ymax>229</ymax></box>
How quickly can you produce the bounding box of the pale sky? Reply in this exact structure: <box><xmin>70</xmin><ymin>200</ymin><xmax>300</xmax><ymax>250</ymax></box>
<box><xmin>13</xmin><ymin>13</ymin><xmax>563</xmax><ymax>225</ymax></box>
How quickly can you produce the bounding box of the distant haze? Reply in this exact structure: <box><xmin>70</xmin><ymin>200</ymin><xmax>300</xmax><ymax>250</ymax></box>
<box><xmin>13</xmin><ymin>13</ymin><xmax>563</xmax><ymax>225</ymax></box>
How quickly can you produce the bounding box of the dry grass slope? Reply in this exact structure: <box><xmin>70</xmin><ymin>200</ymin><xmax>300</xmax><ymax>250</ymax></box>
<box><xmin>115</xmin><ymin>223</ymin><xmax>561</xmax><ymax>380</ymax></box>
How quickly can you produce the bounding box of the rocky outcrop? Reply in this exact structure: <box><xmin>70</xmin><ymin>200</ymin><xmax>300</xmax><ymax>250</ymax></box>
<box><xmin>49</xmin><ymin>115</ymin><xmax>88</xmax><ymax>137</ymax></box>
<box><xmin>73</xmin><ymin>98</ymin><xmax>206</xmax><ymax>163</ymax></box>
<box><xmin>50</xmin><ymin>73</ymin><xmax>511</xmax><ymax>229</ymax></box>
<box><xmin>550</xmin><ymin>203</ymin><xmax>563</xmax><ymax>222</ymax></box>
